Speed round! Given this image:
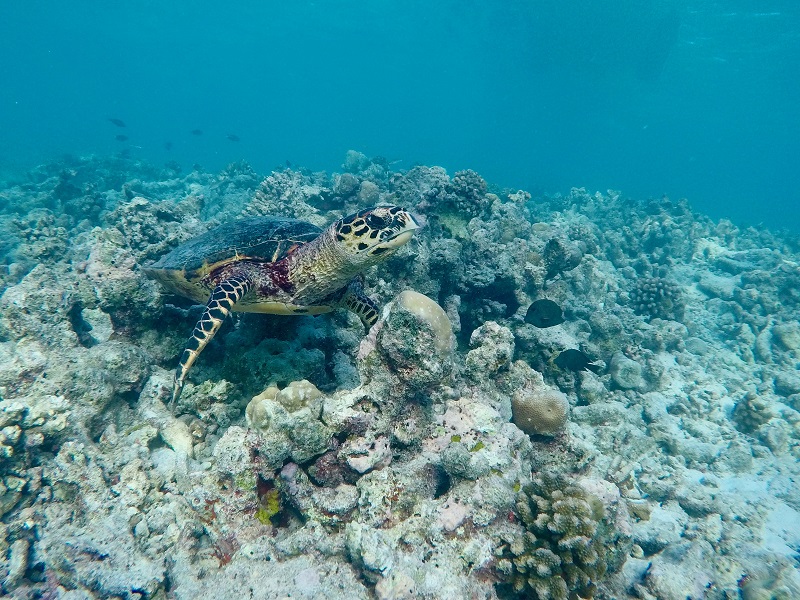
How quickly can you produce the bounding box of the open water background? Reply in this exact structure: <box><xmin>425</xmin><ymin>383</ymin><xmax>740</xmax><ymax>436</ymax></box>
<box><xmin>1</xmin><ymin>1</ymin><xmax>798</xmax><ymax>231</ymax></box>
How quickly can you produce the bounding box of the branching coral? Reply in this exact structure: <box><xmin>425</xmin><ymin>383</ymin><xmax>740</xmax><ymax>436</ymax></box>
<box><xmin>732</xmin><ymin>391</ymin><xmax>775</xmax><ymax>433</ymax></box>
<box><xmin>629</xmin><ymin>276</ymin><xmax>685</xmax><ymax>321</ymax></box>
<box><xmin>497</xmin><ymin>471</ymin><xmax>631</xmax><ymax>599</ymax></box>
<box><xmin>448</xmin><ymin>169</ymin><xmax>489</xmax><ymax>218</ymax></box>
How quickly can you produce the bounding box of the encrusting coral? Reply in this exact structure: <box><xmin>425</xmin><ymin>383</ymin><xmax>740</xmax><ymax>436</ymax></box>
<box><xmin>362</xmin><ymin>291</ymin><xmax>455</xmax><ymax>394</ymax></box>
<box><xmin>395</xmin><ymin>290</ymin><xmax>455</xmax><ymax>354</ymax></box>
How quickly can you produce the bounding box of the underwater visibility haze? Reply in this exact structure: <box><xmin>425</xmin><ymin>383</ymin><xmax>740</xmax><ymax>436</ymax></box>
<box><xmin>1</xmin><ymin>1</ymin><xmax>800</xmax><ymax>599</ymax></box>
<box><xmin>1</xmin><ymin>0</ymin><xmax>799</xmax><ymax>230</ymax></box>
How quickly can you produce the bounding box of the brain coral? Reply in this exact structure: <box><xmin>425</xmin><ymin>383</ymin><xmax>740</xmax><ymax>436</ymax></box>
<box><xmin>511</xmin><ymin>386</ymin><xmax>569</xmax><ymax>436</ymax></box>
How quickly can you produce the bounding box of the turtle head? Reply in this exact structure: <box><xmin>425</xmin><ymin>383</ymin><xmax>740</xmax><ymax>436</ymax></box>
<box><xmin>333</xmin><ymin>206</ymin><xmax>419</xmax><ymax>261</ymax></box>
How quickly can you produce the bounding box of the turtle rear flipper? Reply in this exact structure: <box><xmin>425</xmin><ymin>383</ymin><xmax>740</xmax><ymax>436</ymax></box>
<box><xmin>172</xmin><ymin>276</ymin><xmax>252</xmax><ymax>409</ymax></box>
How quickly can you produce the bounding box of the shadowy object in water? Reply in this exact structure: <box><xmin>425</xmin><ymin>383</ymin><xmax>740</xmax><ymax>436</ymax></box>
<box><xmin>108</xmin><ymin>117</ymin><xmax>126</xmax><ymax>127</ymax></box>
<box><xmin>554</xmin><ymin>349</ymin><xmax>601</xmax><ymax>373</ymax></box>
<box><xmin>634</xmin><ymin>6</ymin><xmax>681</xmax><ymax>80</ymax></box>
<box><xmin>191</xmin><ymin>129</ymin><xmax>203</xmax><ymax>136</ymax></box>
<box><xmin>525</xmin><ymin>299</ymin><xmax>564</xmax><ymax>328</ymax></box>
<box><xmin>164</xmin><ymin>141</ymin><xmax>173</xmax><ymax>151</ymax></box>
<box><xmin>115</xmin><ymin>134</ymin><xmax>128</xmax><ymax>142</ymax></box>
<box><xmin>226</xmin><ymin>133</ymin><xmax>240</xmax><ymax>142</ymax></box>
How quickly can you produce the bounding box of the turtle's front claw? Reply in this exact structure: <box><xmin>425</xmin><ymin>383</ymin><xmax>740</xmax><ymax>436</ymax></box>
<box><xmin>170</xmin><ymin>377</ymin><xmax>184</xmax><ymax>415</ymax></box>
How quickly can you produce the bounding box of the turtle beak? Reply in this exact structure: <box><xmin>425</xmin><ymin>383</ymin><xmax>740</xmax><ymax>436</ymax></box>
<box><xmin>381</xmin><ymin>211</ymin><xmax>419</xmax><ymax>249</ymax></box>
<box><xmin>383</xmin><ymin>229</ymin><xmax>414</xmax><ymax>248</ymax></box>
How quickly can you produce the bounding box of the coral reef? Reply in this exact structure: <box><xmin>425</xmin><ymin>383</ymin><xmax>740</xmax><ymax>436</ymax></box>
<box><xmin>543</xmin><ymin>235</ymin><xmax>584</xmax><ymax>279</ymax></box>
<box><xmin>394</xmin><ymin>290</ymin><xmax>454</xmax><ymax>354</ymax></box>
<box><xmin>244</xmin><ymin>381</ymin><xmax>332</xmax><ymax>469</ymax></box>
<box><xmin>2</xmin><ymin>152</ymin><xmax>800</xmax><ymax>599</ymax></box>
<box><xmin>733</xmin><ymin>390</ymin><xmax>775</xmax><ymax>433</ymax></box>
<box><xmin>361</xmin><ymin>291</ymin><xmax>455</xmax><ymax>395</ymax></box>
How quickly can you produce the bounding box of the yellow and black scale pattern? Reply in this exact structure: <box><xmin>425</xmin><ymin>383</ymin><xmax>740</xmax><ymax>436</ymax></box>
<box><xmin>149</xmin><ymin>205</ymin><xmax>419</xmax><ymax>410</ymax></box>
<box><xmin>172</xmin><ymin>275</ymin><xmax>252</xmax><ymax>406</ymax></box>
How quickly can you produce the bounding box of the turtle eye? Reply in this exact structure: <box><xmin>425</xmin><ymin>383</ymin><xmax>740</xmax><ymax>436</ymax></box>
<box><xmin>365</xmin><ymin>214</ymin><xmax>385</xmax><ymax>229</ymax></box>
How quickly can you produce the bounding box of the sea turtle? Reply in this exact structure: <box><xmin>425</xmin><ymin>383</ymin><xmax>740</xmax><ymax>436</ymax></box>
<box><xmin>144</xmin><ymin>206</ymin><xmax>419</xmax><ymax>406</ymax></box>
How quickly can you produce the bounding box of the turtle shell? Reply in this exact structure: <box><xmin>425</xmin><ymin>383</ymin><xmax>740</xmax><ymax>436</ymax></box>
<box><xmin>145</xmin><ymin>216</ymin><xmax>322</xmax><ymax>298</ymax></box>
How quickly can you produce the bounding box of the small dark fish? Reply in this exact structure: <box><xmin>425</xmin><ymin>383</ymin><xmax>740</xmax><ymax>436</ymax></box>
<box><xmin>190</xmin><ymin>129</ymin><xmax>203</xmax><ymax>136</ymax></box>
<box><xmin>554</xmin><ymin>349</ymin><xmax>601</xmax><ymax>374</ymax></box>
<box><xmin>226</xmin><ymin>133</ymin><xmax>240</xmax><ymax>142</ymax></box>
<box><xmin>525</xmin><ymin>299</ymin><xmax>564</xmax><ymax>328</ymax></box>
<box><xmin>108</xmin><ymin>118</ymin><xmax>126</xmax><ymax>127</ymax></box>
<box><xmin>164</xmin><ymin>141</ymin><xmax>173</xmax><ymax>151</ymax></box>
<box><xmin>115</xmin><ymin>134</ymin><xmax>129</xmax><ymax>142</ymax></box>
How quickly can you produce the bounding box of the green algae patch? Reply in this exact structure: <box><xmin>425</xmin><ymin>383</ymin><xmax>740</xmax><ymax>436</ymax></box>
<box><xmin>254</xmin><ymin>476</ymin><xmax>287</xmax><ymax>527</ymax></box>
<box><xmin>234</xmin><ymin>472</ymin><xmax>257</xmax><ymax>492</ymax></box>
<box><xmin>255</xmin><ymin>487</ymin><xmax>282</xmax><ymax>525</ymax></box>
<box><xmin>438</xmin><ymin>212</ymin><xmax>470</xmax><ymax>240</ymax></box>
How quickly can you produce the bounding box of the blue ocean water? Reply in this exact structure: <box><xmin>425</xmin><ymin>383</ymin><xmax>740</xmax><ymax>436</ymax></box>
<box><xmin>1</xmin><ymin>1</ymin><xmax>798</xmax><ymax>231</ymax></box>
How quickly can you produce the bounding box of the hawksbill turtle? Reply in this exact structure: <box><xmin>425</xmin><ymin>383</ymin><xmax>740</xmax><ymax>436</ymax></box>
<box><xmin>144</xmin><ymin>206</ymin><xmax>419</xmax><ymax>405</ymax></box>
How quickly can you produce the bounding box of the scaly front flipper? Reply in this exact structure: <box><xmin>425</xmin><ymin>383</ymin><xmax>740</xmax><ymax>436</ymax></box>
<box><xmin>171</xmin><ymin>276</ymin><xmax>252</xmax><ymax>409</ymax></box>
<box><xmin>341</xmin><ymin>278</ymin><xmax>380</xmax><ymax>328</ymax></box>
